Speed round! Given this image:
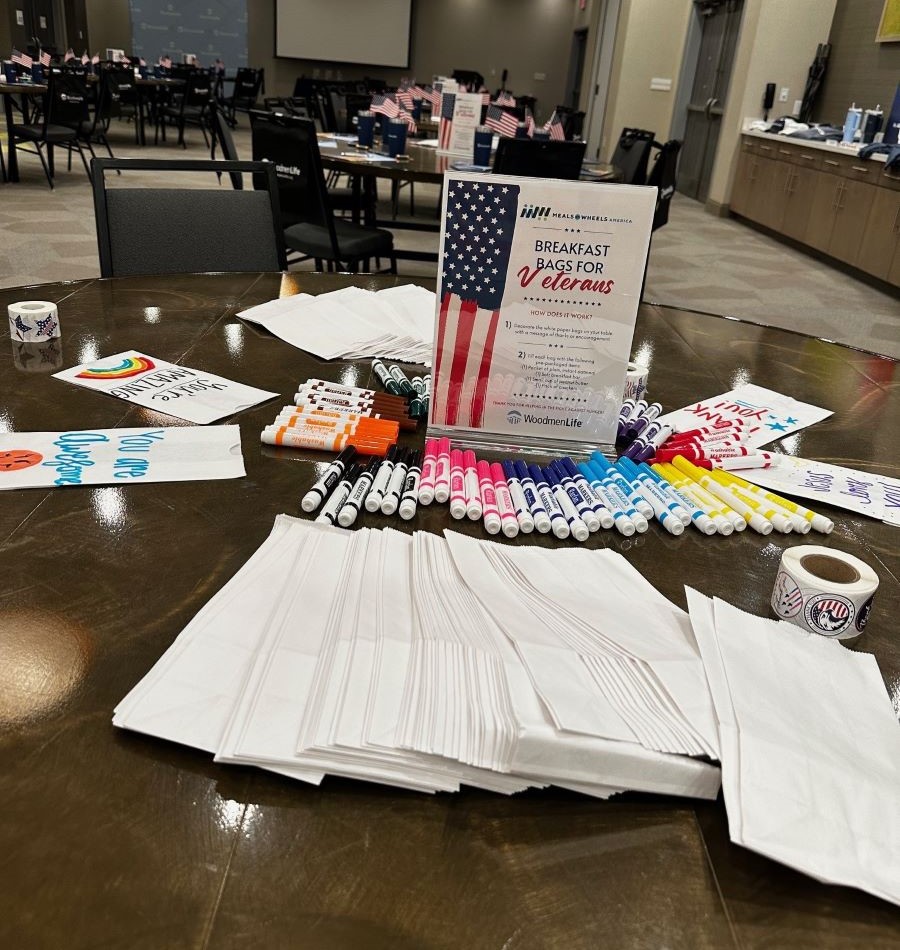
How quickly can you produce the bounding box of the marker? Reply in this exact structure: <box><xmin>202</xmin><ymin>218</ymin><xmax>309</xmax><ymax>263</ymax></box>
<box><xmin>543</xmin><ymin>466</ymin><xmax>589</xmax><ymax>542</ymax></box>
<box><xmin>548</xmin><ymin>460</ymin><xmax>600</xmax><ymax>533</ymax></box>
<box><xmin>560</xmin><ymin>457</ymin><xmax>614</xmax><ymax>529</ymax></box>
<box><xmin>654</xmin><ymin>463</ymin><xmax>733</xmax><ymax>535</ymax></box>
<box><xmin>315</xmin><ymin>463</ymin><xmax>360</xmax><ymax>525</ymax></box>
<box><xmin>434</xmin><ymin>437</ymin><xmax>451</xmax><ymax>503</ymax></box>
<box><xmin>477</xmin><ymin>460</ymin><xmax>502</xmax><ymax>535</ymax></box>
<box><xmin>515</xmin><ymin>461</ymin><xmax>551</xmax><ymax>533</ymax></box>
<box><xmin>418</xmin><ymin>438</ymin><xmax>439</xmax><ymax>504</ymax></box>
<box><xmin>528</xmin><ymin>464</ymin><xmax>569</xmax><ymax>539</ymax></box>
<box><xmin>381</xmin><ymin>448</ymin><xmax>410</xmax><ymax>515</ymax></box>
<box><xmin>590</xmin><ymin>452</ymin><xmax>654</xmax><ymax>520</ymax></box>
<box><xmin>398</xmin><ymin>450</ymin><xmax>423</xmax><ymax>520</ymax></box>
<box><xmin>502</xmin><ymin>461</ymin><xmax>535</xmax><ymax>534</ymax></box>
<box><xmin>620</xmin><ymin>398</ymin><xmax>647</xmax><ymax>440</ymax></box>
<box><xmin>624</xmin><ymin>401</ymin><xmax>663</xmax><ymax>442</ymax></box>
<box><xmin>371</xmin><ymin>358</ymin><xmax>403</xmax><ymax>395</ymax></box>
<box><xmin>578</xmin><ymin>461</ymin><xmax>637</xmax><ymax>536</ymax></box>
<box><xmin>388</xmin><ymin>364</ymin><xmax>415</xmax><ymax>397</ymax></box>
<box><xmin>490</xmin><ymin>462</ymin><xmax>519</xmax><ymax>538</ymax></box>
<box><xmin>616</xmin><ymin>460</ymin><xmax>683</xmax><ymax>535</ymax></box>
<box><xmin>716</xmin><ymin>470</ymin><xmax>828</xmax><ymax>533</ymax></box>
<box><xmin>625</xmin><ymin>422</ymin><xmax>673</xmax><ymax>462</ymax></box>
<box><xmin>411</xmin><ymin>376</ymin><xmax>426</xmax><ymax>396</ymax></box>
<box><xmin>619</xmin><ymin>458</ymin><xmax>691</xmax><ymax>526</ymax></box>
<box><xmin>671</xmin><ymin>456</ymin><xmax>773</xmax><ymax>535</ymax></box>
<box><xmin>449</xmin><ymin>449</ymin><xmax>467</xmax><ymax>519</ymax></box>
<box><xmin>337</xmin><ymin>458</ymin><xmax>380</xmax><ymax>527</ymax></box>
<box><xmin>707</xmin><ymin>470</ymin><xmax>793</xmax><ymax>533</ymax></box>
<box><xmin>617</xmin><ymin>398</ymin><xmax>637</xmax><ymax>439</ymax></box>
<box><xmin>464</xmin><ymin>450</ymin><xmax>482</xmax><ymax>520</ymax></box>
<box><xmin>643</xmin><ymin>464</ymin><xmax>715</xmax><ymax>535</ymax></box>
<box><xmin>365</xmin><ymin>445</ymin><xmax>398</xmax><ymax>512</ymax></box>
<box><xmin>300</xmin><ymin>446</ymin><xmax>357</xmax><ymax>513</ymax></box>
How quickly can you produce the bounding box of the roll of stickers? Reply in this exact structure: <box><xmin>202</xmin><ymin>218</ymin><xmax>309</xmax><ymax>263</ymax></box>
<box><xmin>623</xmin><ymin>362</ymin><xmax>649</xmax><ymax>402</ymax></box>
<box><xmin>8</xmin><ymin>300</ymin><xmax>61</xmax><ymax>343</ymax></box>
<box><xmin>771</xmin><ymin>545</ymin><xmax>878</xmax><ymax>639</ymax></box>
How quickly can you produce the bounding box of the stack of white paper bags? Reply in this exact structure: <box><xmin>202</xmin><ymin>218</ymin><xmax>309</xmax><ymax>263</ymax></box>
<box><xmin>237</xmin><ymin>285</ymin><xmax>434</xmax><ymax>364</ymax></box>
<box><xmin>686</xmin><ymin>589</ymin><xmax>900</xmax><ymax>907</ymax></box>
<box><xmin>114</xmin><ymin>517</ymin><xmax>720</xmax><ymax>800</ymax></box>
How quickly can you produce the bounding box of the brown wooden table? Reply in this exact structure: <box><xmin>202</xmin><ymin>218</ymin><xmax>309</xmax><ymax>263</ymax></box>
<box><xmin>1</xmin><ymin>271</ymin><xmax>898</xmax><ymax>948</ymax></box>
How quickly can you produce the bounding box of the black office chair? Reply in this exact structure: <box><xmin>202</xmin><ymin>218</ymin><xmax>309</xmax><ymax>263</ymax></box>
<box><xmin>101</xmin><ymin>66</ymin><xmax>142</xmax><ymax>144</ymax></box>
<box><xmin>493</xmin><ymin>138</ymin><xmax>587</xmax><ymax>180</ymax></box>
<box><xmin>91</xmin><ymin>157</ymin><xmax>287</xmax><ymax>277</ymax></box>
<box><xmin>610</xmin><ymin>128</ymin><xmax>655</xmax><ymax>185</ymax></box>
<box><xmin>646</xmin><ymin>139</ymin><xmax>682</xmax><ymax>231</ymax></box>
<box><xmin>227</xmin><ymin>67</ymin><xmax>264</xmax><ymax>126</ymax></box>
<box><xmin>12</xmin><ymin>72</ymin><xmax>92</xmax><ymax>189</ymax></box>
<box><xmin>156</xmin><ymin>71</ymin><xmax>214</xmax><ymax>147</ymax></box>
<box><xmin>249</xmin><ymin>113</ymin><xmax>395</xmax><ymax>274</ymax></box>
<box><xmin>210</xmin><ymin>102</ymin><xmax>243</xmax><ymax>190</ymax></box>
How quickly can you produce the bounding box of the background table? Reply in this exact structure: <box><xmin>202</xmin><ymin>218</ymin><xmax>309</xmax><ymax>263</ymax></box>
<box><xmin>1</xmin><ymin>272</ymin><xmax>898</xmax><ymax>949</ymax></box>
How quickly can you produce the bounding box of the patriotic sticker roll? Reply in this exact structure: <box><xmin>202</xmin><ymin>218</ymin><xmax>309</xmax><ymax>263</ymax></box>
<box><xmin>771</xmin><ymin>545</ymin><xmax>879</xmax><ymax>640</ymax></box>
<box><xmin>8</xmin><ymin>301</ymin><xmax>61</xmax><ymax>343</ymax></box>
<box><xmin>623</xmin><ymin>361</ymin><xmax>649</xmax><ymax>402</ymax></box>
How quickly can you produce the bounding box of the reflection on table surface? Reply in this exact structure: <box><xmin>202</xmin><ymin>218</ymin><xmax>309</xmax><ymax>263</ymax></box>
<box><xmin>1</xmin><ymin>271</ymin><xmax>898</xmax><ymax>948</ymax></box>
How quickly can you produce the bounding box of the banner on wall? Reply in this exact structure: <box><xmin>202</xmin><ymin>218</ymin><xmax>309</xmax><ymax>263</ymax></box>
<box><xmin>129</xmin><ymin>0</ymin><xmax>248</xmax><ymax>68</ymax></box>
<box><xmin>428</xmin><ymin>172</ymin><xmax>656</xmax><ymax>455</ymax></box>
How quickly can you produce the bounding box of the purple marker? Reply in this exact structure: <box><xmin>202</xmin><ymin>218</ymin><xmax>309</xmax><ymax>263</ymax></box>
<box><xmin>625</xmin><ymin>402</ymin><xmax>663</xmax><ymax>442</ymax></box>
<box><xmin>527</xmin><ymin>464</ymin><xmax>569</xmax><ymax>539</ymax></box>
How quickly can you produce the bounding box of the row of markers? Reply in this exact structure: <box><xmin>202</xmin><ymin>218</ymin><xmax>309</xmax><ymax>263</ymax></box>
<box><xmin>300</xmin><ymin>438</ymin><xmax>833</xmax><ymax>540</ymax></box>
<box><xmin>616</xmin><ymin>398</ymin><xmax>775</xmax><ymax>470</ymax></box>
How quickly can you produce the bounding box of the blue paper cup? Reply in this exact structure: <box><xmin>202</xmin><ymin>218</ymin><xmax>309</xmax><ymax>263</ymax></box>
<box><xmin>386</xmin><ymin>118</ymin><xmax>408</xmax><ymax>156</ymax></box>
<box><xmin>3</xmin><ymin>63</ymin><xmax>17</xmax><ymax>84</ymax></box>
<box><xmin>357</xmin><ymin>111</ymin><xmax>375</xmax><ymax>147</ymax></box>
<box><xmin>473</xmin><ymin>126</ymin><xmax>492</xmax><ymax>166</ymax></box>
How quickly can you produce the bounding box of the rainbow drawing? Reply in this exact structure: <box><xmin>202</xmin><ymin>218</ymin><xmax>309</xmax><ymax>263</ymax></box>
<box><xmin>76</xmin><ymin>355</ymin><xmax>156</xmax><ymax>380</ymax></box>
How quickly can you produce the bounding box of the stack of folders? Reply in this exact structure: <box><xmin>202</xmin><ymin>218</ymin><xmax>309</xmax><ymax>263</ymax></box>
<box><xmin>114</xmin><ymin>520</ymin><xmax>900</xmax><ymax>905</ymax></box>
<box><xmin>237</xmin><ymin>285</ymin><xmax>435</xmax><ymax>364</ymax></box>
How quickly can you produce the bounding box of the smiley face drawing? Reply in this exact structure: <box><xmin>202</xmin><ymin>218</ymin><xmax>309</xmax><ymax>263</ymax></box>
<box><xmin>0</xmin><ymin>449</ymin><xmax>43</xmax><ymax>471</ymax></box>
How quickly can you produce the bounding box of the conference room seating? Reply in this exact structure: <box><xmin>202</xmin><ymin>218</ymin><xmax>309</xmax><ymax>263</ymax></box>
<box><xmin>647</xmin><ymin>139</ymin><xmax>682</xmax><ymax>231</ymax></box>
<box><xmin>493</xmin><ymin>137</ymin><xmax>587</xmax><ymax>180</ymax></box>
<box><xmin>610</xmin><ymin>127</ymin><xmax>656</xmax><ymax>185</ymax></box>
<box><xmin>210</xmin><ymin>103</ymin><xmax>244</xmax><ymax>190</ymax></box>
<box><xmin>11</xmin><ymin>72</ymin><xmax>93</xmax><ymax>189</ymax></box>
<box><xmin>101</xmin><ymin>66</ymin><xmax>143</xmax><ymax>144</ymax></box>
<box><xmin>226</xmin><ymin>67</ymin><xmax>264</xmax><ymax>126</ymax></box>
<box><xmin>91</xmin><ymin>157</ymin><xmax>287</xmax><ymax>277</ymax></box>
<box><xmin>155</xmin><ymin>71</ymin><xmax>214</xmax><ymax>148</ymax></box>
<box><xmin>249</xmin><ymin>112</ymin><xmax>395</xmax><ymax>274</ymax></box>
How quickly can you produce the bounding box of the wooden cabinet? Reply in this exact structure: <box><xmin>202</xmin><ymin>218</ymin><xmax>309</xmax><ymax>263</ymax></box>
<box><xmin>729</xmin><ymin>135</ymin><xmax>900</xmax><ymax>287</ymax></box>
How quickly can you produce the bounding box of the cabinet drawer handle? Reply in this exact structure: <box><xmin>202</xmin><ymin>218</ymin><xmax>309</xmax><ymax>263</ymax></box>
<box><xmin>759</xmin><ymin>145</ymin><xmax>773</xmax><ymax>152</ymax></box>
<box><xmin>800</xmin><ymin>155</ymin><xmax>815</xmax><ymax>160</ymax></box>
<box><xmin>779</xmin><ymin>150</ymin><xmax>791</xmax><ymax>156</ymax></box>
<box><xmin>824</xmin><ymin>159</ymin><xmax>840</xmax><ymax>167</ymax></box>
<box><xmin>851</xmin><ymin>165</ymin><xmax>869</xmax><ymax>173</ymax></box>
<box><xmin>893</xmin><ymin>206</ymin><xmax>900</xmax><ymax>234</ymax></box>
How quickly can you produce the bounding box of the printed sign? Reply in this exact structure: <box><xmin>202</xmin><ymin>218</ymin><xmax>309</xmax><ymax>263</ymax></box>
<box><xmin>429</xmin><ymin>172</ymin><xmax>656</xmax><ymax>453</ymax></box>
<box><xmin>55</xmin><ymin>351</ymin><xmax>277</xmax><ymax>424</ymax></box>
<box><xmin>438</xmin><ymin>91</ymin><xmax>484</xmax><ymax>156</ymax></box>
<box><xmin>0</xmin><ymin>426</ymin><xmax>245</xmax><ymax>490</ymax></box>
<box><xmin>659</xmin><ymin>384</ymin><xmax>832</xmax><ymax>448</ymax></box>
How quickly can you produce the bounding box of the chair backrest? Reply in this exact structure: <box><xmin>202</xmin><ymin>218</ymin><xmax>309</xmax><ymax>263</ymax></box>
<box><xmin>101</xmin><ymin>67</ymin><xmax>137</xmax><ymax>120</ymax></box>
<box><xmin>182</xmin><ymin>71</ymin><xmax>214</xmax><ymax>111</ymax></box>
<box><xmin>232</xmin><ymin>67</ymin><xmax>263</xmax><ymax>106</ymax></box>
<box><xmin>211</xmin><ymin>104</ymin><xmax>243</xmax><ymax>190</ymax></box>
<box><xmin>91</xmin><ymin>157</ymin><xmax>286</xmax><ymax>277</ymax></box>
<box><xmin>646</xmin><ymin>139</ymin><xmax>681</xmax><ymax>231</ymax></box>
<box><xmin>493</xmin><ymin>138</ymin><xmax>587</xmax><ymax>180</ymax></box>
<box><xmin>45</xmin><ymin>72</ymin><xmax>90</xmax><ymax>131</ymax></box>
<box><xmin>610</xmin><ymin>127</ymin><xmax>655</xmax><ymax>185</ymax></box>
<box><xmin>249</xmin><ymin>111</ymin><xmax>339</xmax><ymax>256</ymax></box>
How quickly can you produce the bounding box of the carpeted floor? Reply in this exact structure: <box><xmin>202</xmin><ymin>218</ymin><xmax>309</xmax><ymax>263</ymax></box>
<box><xmin>1</xmin><ymin>120</ymin><xmax>897</xmax><ymax>357</ymax></box>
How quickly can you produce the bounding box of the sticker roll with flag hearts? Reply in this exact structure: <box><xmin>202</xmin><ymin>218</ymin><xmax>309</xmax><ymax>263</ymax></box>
<box><xmin>623</xmin><ymin>362</ymin><xmax>649</xmax><ymax>402</ymax></box>
<box><xmin>8</xmin><ymin>301</ymin><xmax>61</xmax><ymax>343</ymax></box>
<box><xmin>771</xmin><ymin>545</ymin><xmax>878</xmax><ymax>640</ymax></box>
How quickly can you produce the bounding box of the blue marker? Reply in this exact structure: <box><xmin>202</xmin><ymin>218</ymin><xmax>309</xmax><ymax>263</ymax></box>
<box><xmin>527</xmin><ymin>464</ymin><xmax>570</xmax><ymax>539</ymax></box>
<box><xmin>641</xmin><ymin>464</ymin><xmax>715</xmax><ymax>535</ymax></box>
<box><xmin>586</xmin><ymin>460</ymin><xmax>649</xmax><ymax>533</ymax></box>
<box><xmin>620</xmin><ymin>457</ymin><xmax>690</xmax><ymax>527</ymax></box>
<box><xmin>559</xmin><ymin>457</ymin><xmax>614</xmax><ymax>529</ymax></box>
<box><xmin>550</xmin><ymin>460</ymin><xmax>601</xmax><ymax>533</ymax></box>
<box><xmin>542</xmin><ymin>466</ymin><xmax>589</xmax><ymax>542</ymax></box>
<box><xmin>590</xmin><ymin>451</ymin><xmax>654</xmax><ymax>520</ymax></box>
<box><xmin>578</xmin><ymin>461</ymin><xmax>636</xmax><ymax>536</ymax></box>
<box><xmin>515</xmin><ymin>461</ymin><xmax>551</xmax><ymax>533</ymax></box>
<box><xmin>615</xmin><ymin>458</ymin><xmax>683</xmax><ymax>535</ymax></box>
<box><xmin>502</xmin><ymin>460</ymin><xmax>535</xmax><ymax>533</ymax></box>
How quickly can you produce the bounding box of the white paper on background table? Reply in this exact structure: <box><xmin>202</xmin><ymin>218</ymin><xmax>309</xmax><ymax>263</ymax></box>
<box><xmin>430</xmin><ymin>173</ymin><xmax>656</xmax><ymax>454</ymax></box>
<box><xmin>54</xmin><ymin>351</ymin><xmax>277</xmax><ymax>424</ymax></box>
<box><xmin>0</xmin><ymin>426</ymin><xmax>244</xmax><ymax>489</ymax></box>
<box><xmin>731</xmin><ymin>454</ymin><xmax>900</xmax><ymax>527</ymax></box>
<box><xmin>659</xmin><ymin>384</ymin><xmax>832</xmax><ymax>448</ymax></box>
<box><xmin>238</xmin><ymin>285</ymin><xmax>435</xmax><ymax>364</ymax></box>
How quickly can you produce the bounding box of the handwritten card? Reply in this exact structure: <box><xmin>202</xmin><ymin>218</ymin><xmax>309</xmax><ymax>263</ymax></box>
<box><xmin>54</xmin><ymin>351</ymin><xmax>277</xmax><ymax>424</ymax></box>
<box><xmin>660</xmin><ymin>385</ymin><xmax>832</xmax><ymax>448</ymax></box>
<box><xmin>0</xmin><ymin>426</ymin><xmax>244</xmax><ymax>490</ymax></box>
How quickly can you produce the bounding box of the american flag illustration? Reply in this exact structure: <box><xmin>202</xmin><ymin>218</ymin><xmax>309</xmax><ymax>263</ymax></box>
<box><xmin>11</xmin><ymin>49</ymin><xmax>33</xmax><ymax>69</ymax></box>
<box><xmin>484</xmin><ymin>104</ymin><xmax>518</xmax><ymax>138</ymax></box>
<box><xmin>433</xmin><ymin>179</ymin><xmax>520</xmax><ymax>428</ymax></box>
<box><xmin>438</xmin><ymin>92</ymin><xmax>455</xmax><ymax>149</ymax></box>
<box><xmin>544</xmin><ymin>110</ymin><xmax>566</xmax><ymax>141</ymax></box>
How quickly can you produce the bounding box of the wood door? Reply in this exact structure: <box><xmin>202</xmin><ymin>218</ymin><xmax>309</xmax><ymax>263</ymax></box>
<box><xmin>780</xmin><ymin>164</ymin><xmax>819</xmax><ymax>242</ymax></box>
<box><xmin>829</xmin><ymin>179</ymin><xmax>877</xmax><ymax>267</ymax></box>
<box><xmin>678</xmin><ymin>0</ymin><xmax>744</xmax><ymax>202</ymax></box>
<box><xmin>856</xmin><ymin>188</ymin><xmax>900</xmax><ymax>280</ymax></box>
<box><xmin>804</xmin><ymin>171</ymin><xmax>841</xmax><ymax>253</ymax></box>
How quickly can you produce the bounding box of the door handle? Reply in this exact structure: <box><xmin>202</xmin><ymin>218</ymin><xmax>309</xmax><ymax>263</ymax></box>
<box><xmin>704</xmin><ymin>97</ymin><xmax>715</xmax><ymax>119</ymax></box>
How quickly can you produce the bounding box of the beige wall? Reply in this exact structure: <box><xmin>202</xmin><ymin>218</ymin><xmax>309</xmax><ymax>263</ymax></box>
<box><xmin>84</xmin><ymin>0</ymin><xmax>132</xmax><ymax>59</ymax></box>
<box><xmin>708</xmin><ymin>0</ymin><xmax>837</xmax><ymax>207</ymax></box>
<box><xmin>600</xmin><ymin>0</ymin><xmax>692</xmax><ymax>161</ymax></box>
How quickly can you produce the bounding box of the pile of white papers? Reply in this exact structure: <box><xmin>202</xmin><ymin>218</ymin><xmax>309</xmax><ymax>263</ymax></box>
<box><xmin>687</xmin><ymin>589</ymin><xmax>900</xmax><ymax>907</ymax></box>
<box><xmin>114</xmin><ymin>518</ymin><xmax>720</xmax><ymax>800</ymax></box>
<box><xmin>238</xmin><ymin>285</ymin><xmax>435</xmax><ymax>364</ymax></box>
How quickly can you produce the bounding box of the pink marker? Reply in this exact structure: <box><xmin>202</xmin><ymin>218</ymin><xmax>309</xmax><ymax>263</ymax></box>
<box><xmin>434</xmin><ymin>437</ymin><xmax>451</xmax><ymax>503</ymax></box>
<box><xmin>476</xmin><ymin>460</ymin><xmax>501</xmax><ymax>535</ymax></box>
<box><xmin>463</xmin><ymin>450</ymin><xmax>482</xmax><ymax>520</ymax></box>
<box><xmin>491</xmin><ymin>462</ymin><xmax>519</xmax><ymax>538</ymax></box>
<box><xmin>417</xmin><ymin>438</ymin><xmax>439</xmax><ymax>505</ymax></box>
<box><xmin>449</xmin><ymin>449</ymin><xmax>466</xmax><ymax>519</ymax></box>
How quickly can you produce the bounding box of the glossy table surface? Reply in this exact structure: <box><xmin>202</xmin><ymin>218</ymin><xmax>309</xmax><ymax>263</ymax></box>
<box><xmin>1</xmin><ymin>272</ymin><xmax>898</xmax><ymax>949</ymax></box>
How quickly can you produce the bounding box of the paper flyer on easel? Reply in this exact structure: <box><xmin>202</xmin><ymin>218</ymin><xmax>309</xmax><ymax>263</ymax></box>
<box><xmin>438</xmin><ymin>91</ymin><xmax>483</xmax><ymax>156</ymax></box>
<box><xmin>428</xmin><ymin>172</ymin><xmax>656</xmax><ymax>453</ymax></box>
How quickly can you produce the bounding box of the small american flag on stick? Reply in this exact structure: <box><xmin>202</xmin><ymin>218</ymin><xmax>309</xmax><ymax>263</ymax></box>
<box><xmin>484</xmin><ymin>104</ymin><xmax>517</xmax><ymax>138</ymax></box>
<box><xmin>11</xmin><ymin>49</ymin><xmax>33</xmax><ymax>69</ymax></box>
<box><xmin>438</xmin><ymin>92</ymin><xmax>455</xmax><ymax>149</ymax></box>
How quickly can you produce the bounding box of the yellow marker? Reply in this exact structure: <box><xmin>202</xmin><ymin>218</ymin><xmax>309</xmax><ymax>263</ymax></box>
<box><xmin>707</xmin><ymin>469</ymin><xmax>793</xmax><ymax>533</ymax></box>
<box><xmin>671</xmin><ymin>456</ymin><xmax>773</xmax><ymax>535</ymax></box>
<box><xmin>718</xmin><ymin>469</ymin><xmax>833</xmax><ymax>534</ymax></box>
<box><xmin>658</xmin><ymin>461</ymin><xmax>746</xmax><ymax>532</ymax></box>
<box><xmin>653</xmin><ymin>463</ymin><xmax>735</xmax><ymax>535</ymax></box>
